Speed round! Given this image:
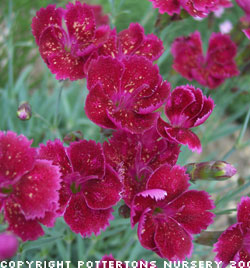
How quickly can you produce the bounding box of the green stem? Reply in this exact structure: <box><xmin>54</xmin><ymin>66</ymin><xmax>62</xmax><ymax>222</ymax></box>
<box><xmin>66</xmin><ymin>241</ymin><xmax>71</xmax><ymax>261</ymax></box>
<box><xmin>109</xmin><ymin>0</ymin><xmax>116</xmax><ymax>27</ymax></box>
<box><xmin>213</xmin><ymin>208</ymin><xmax>237</xmax><ymax>215</ymax></box>
<box><xmin>7</xmin><ymin>0</ymin><xmax>14</xmax><ymax>98</ymax></box>
<box><xmin>54</xmin><ymin>83</ymin><xmax>64</xmax><ymax>127</ymax></box>
<box><xmin>85</xmin><ymin>238</ymin><xmax>98</xmax><ymax>258</ymax></box>
<box><xmin>34</xmin><ymin>112</ymin><xmax>50</xmax><ymax>126</ymax></box>
<box><xmin>141</xmin><ymin>6</ymin><xmax>155</xmax><ymax>27</ymax></box>
<box><xmin>236</xmin><ymin>106</ymin><xmax>250</xmax><ymax>147</ymax></box>
<box><xmin>222</xmin><ymin>146</ymin><xmax>236</xmax><ymax>161</ymax></box>
<box><xmin>223</xmin><ymin>106</ymin><xmax>250</xmax><ymax>160</ymax></box>
<box><xmin>195</xmin><ymin>231</ymin><xmax>223</xmax><ymax>247</ymax></box>
<box><xmin>118</xmin><ymin>0</ymin><xmax>126</xmax><ymax>10</ymax></box>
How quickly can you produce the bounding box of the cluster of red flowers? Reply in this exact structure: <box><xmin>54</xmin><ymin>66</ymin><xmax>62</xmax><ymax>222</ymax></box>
<box><xmin>1</xmin><ymin>0</ymin><xmax>249</xmax><ymax>265</ymax></box>
<box><xmin>31</xmin><ymin>3</ymin><xmax>163</xmax><ymax>81</ymax></box>
<box><xmin>172</xmin><ymin>32</ymin><xmax>239</xmax><ymax>89</ymax></box>
<box><xmin>148</xmin><ymin>0</ymin><xmax>232</xmax><ymax>17</ymax></box>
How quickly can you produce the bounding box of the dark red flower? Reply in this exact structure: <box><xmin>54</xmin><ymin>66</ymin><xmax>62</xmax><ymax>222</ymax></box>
<box><xmin>148</xmin><ymin>0</ymin><xmax>180</xmax><ymax>15</ymax></box>
<box><xmin>148</xmin><ymin>0</ymin><xmax>232</xmax><ymax>17</ymax></box>
<box><xmin>83</xmin><ymin>23</ymin><xmax>164</xmax><ymax>73</ymax></box>
<box><xmin>85</xmin><ymin>56</ymin><xmax>170</xmax><ymax>134</ymax></box>
<box><xmin>181</xmin><ymin>0</ymin><xmax>232</xmax><ymax>17</ymax></box>
<box><xmin>157</xmin><ymin>85</ymin><xmax>214</xmax><ymax>153</ymax></box>
<box><xmin>31</xmin><ymin>2</ymin><xmax>110</xmax><ymax>80</ymax></box>
<box><xmin>99</xmin><ymin>23</ymin><xmax>164</xmax><ymax>61</ymax></box>
<box><xmin>214</xmin><ymin>196</ymin><xmax>250</xmax><ymax>267</ymax></box>
<box><xmin>0</xmin><ymin>131</ymin><xmax>61</xmax><ymax>241</ymax></box>
<box><xmin>131</xmin><ymin>165</ymin><xmax>215</xmax><ymax>261</ymax></box>
<box><xmin>103</xmin><ymin>127</ymin><xmax>180</xmax><ymax>206</ymax></box>
<box><xmin>38</xmin><ymin>139</ymin><xmax>122</xmax><ymax>237</ymax></box>
<box><xmin>172</xmin><ymin>31</ymin><xmax>239</xmax><ymax>89</ymax></box>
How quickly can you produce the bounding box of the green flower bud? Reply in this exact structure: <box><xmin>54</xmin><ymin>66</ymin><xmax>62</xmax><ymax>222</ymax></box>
<box><xmin>118</xmin><ymin>204</ymin><xmax>130</xmax><ymax>218</ymax></box>
<box><xmin>186</xmin><ymin>161</ymin><xmax>237</xmax><ymax>182</ymax></box>
<box><xmin>17</xmin><ymin>102</ymin><xmax>32</xmax><ymax>120</ymax></box>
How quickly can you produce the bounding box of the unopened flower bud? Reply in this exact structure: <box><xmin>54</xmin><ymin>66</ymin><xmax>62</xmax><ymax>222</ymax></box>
<box><xmin>63</xmin><ymin>131</ymin><xmax>84</xmax><ymax>145</ymax></box>
<box><xmin>118</xmin><ymin>204</ymin><xmax>130</xmax><ymax>218</ymax></box>
<box><xmin>185</xmin><ymin>161</ymin><xmax>237</xmax><ymax>182</ymax></box>
<box><xmin>17</xmin><ymin>102</ymin><xmax>32</xmax><ymax>120</ymax></box>
<box><xmin>0</xmin><ymin>232</ymin><xmax>18</xmax><ymax>260</ymax></box>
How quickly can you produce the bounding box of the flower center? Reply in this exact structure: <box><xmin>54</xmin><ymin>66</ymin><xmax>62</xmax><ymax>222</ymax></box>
<box><xmin>64</xmin><ymin>45</ymin><xmax>71</xmax><ymax>53</ymax></box>
<box><xmin>1</xmin><ymin>185</ymin><xmax>13</xmax><ymax>195</ymax></box>
<box><xmin>134</xmin><ymin>173</ymin><xmax>144</xmax><ymax>182</ymax></box>
<box><xmin>70</xmin><ymin>182</ymin><xmax>81</xmax><ymax>194</ymax></box>
<box><xmin>153</xmin><ymin>207</ymin><xmax>163</xmax><ymax>215</ymax></box>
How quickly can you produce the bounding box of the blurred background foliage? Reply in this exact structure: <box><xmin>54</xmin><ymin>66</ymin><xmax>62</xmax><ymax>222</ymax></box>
<box><xmin>0</xmin><ymin>0</ymin><xmax>250</xmax><ymax>266</ymax></box>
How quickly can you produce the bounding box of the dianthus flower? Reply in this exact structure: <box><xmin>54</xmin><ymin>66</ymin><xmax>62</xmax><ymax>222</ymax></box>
<box><xmin>103</xmin><ymin>127</ymin><xmax>180</xmax><ymax>207</ymax></box>
<box><xmin>98</xmin><ymin>255</ymin><xmax>157</xmax><ymax>268</ymax></box>
<box><xmin>235</xmin><ymin>0</ymin><xmax>250</xmax><ymax>22</ymax></box>
<box><xmin>32</xmin><ymin>2</ymin><xmax>111</xmax><ymax>80</ymax></box>
<box><xmin>38</xmin><ymin>139</ymin><xmax>122</xmax><ymax>236</ymax></box>
<box><xmin>85</xmin><ymin>56</ymin><xmax>170</xmax><ymax>134</ymax></box>
<box><xmin>83</xmin><ymin>23</ymin><xmax>164</xmax><ymax>75</ymax></box>
<box><xmin>157</xmin><ymin>85</ymin><xmax>214</xmax><ymax>153</ymax></box>
<box><xmin>0</xmin><ymin>232</ymin><xmax>18</xmax><ymax>260</ymax></box>
<box><xmin>96</xmin><ymin>23</ymin><xmax>164</xmax><ymax>61</ymax></box>
<box><xmin>214</xmin><ymin>196</ymin><xmax>250</xmax><ymax>267</ymax></box>
<box><xmin>171</xmin><ymin>31</ymin><xmax>239</xmax><ymax>89</ymax></box>
<box><xmin>131</xmin><ymin>164</ymin><xmax>215</xmax><ymax>261</ymax></box>
<box><xmin>0</xmin><ymin>131</ymin><xmax>61</xmax><ymax>241</ymax></box>
<box><xmin>148</xmin><ymin>0</ymin><xmax>232</xmax><ymax>18</ymax></box>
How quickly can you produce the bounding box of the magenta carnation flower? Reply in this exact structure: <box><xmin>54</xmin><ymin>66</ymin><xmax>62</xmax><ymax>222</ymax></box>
<box><xmin>85</xmin><ymin>56</ymin><xmax>170</xmax><ymax>134</ymax></box>
<box><xmin>84</xmin><ymin>23</ymin><xmax>164</xmax><ymax>74</ymax></box>
<box><xmin>131</xmin><ymin>164</ymin><xmax>215</xmax><ymax>261</ymax></box>
<box><xmin>172</xmin><ymin>31</ymin><xmax>239</xmax><ymax>89</ymax></box>
<box><xmin>0</xmin><ymin>131</ymin><xmax>61</xmax><ymax>241</ymax></box>
<box><xmin>38</xmin><ymin>139</ymin><xmax>122</xmax><ymax>237</ymax></box>
<box><xmin>214</xmin><ymin>196</ymin><xmax>250</xmax><ymax>267</ymax></box>
<box><xmin>104</xmin><ymin>127</ymin><xmax>180</xmax><ymax>207</ymax></box>
<box><xmin>0</xmin><ymin>232</ymin><xmax>18</xmax><ymax>260</ymax></box>
<box><xmin>98</xmin><ymin>23</ymin><xmax>164</xmax><ymax>61</ymax></box>
<box><xmin>148</xmin><ymin>0</ymin><xmax>232</xmax><ymax>18</ymax></box>
<box><xmin>31</xmin><ymin>2</ymin><xmax>111</xmax><ymax>80</ymax></box>
<box><xmin>157</xmin><ymin>85</ymin><xmax>214</xmax><ymax>153</ymax></box>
